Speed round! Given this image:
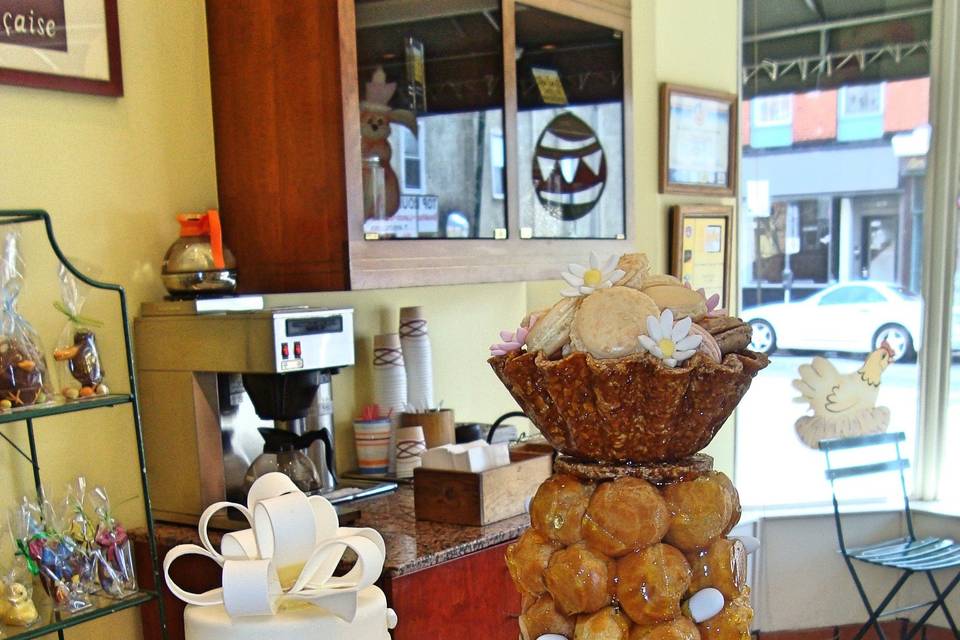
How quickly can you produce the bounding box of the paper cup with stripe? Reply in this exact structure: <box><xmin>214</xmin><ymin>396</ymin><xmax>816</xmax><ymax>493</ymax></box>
<box><xmin>395</xmin><ymin>425</ymin><xmax>426</xmax><ymax>479</ymax></box>
<box><xmin>354</xmin><ymin>418</ymin><xmax>392</xmax><ymax>474</ymax></box>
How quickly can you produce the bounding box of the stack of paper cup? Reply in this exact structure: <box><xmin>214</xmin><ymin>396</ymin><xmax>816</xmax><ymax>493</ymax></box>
<box><xmin>373</xmin><ymin>333</ymin><xmax>407</xmax><ymax>474</ymax></box>
<box><xmin>395</xmin><ymin>426</ymin><xmax>426</xmax><ymax>479</ymax></box>
<box><xmin>399</xmin><ymin>307</ymin><xmax>434</xmax><ymax>411</ymax></box>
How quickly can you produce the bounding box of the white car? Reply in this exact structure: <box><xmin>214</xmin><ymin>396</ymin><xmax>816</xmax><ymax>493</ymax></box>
<box><xmin>740</xmin><ymin>282</ymin><xmax>923</xmax><ymax>361</ymax></box>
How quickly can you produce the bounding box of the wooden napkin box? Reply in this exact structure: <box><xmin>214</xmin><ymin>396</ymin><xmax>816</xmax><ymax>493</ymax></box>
<box><xmin>413</xmin><ymin>449</ymin><xmax>552</xmax><ymax>526</ymax></box>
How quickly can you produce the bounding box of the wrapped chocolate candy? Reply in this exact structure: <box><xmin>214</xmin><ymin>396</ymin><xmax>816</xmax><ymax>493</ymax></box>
<box><xmin>0</xmin><ymin>232</ymin><xmax>52</xmax><ymax>409</ymax></box>
<box><xmin>53</xmin><ymin>263</ymin><xmax>107</xmax><ymax>400</ymax></box>
<box><xmin>40</xmin><ymin>497</ymin><xmax>96</xmax><ymax>607</ymax></box>
<box><xmin>60</xmin><ymin>478</ymin><xmax>100</xmax><ymax>594</ymax></box>
<box><xmin>12</xmin><ymin>497</ymin><xmax>91</xmax><ymax>612</ymax></box>
<box><xmin>0</xmin><ymin>522</ymin><xmax>39</xmax><ymax>627</ymax></box>
<box><xmin>92</xmin><ymin>485</ymin><xmax>136</xmax><ymax>598</ymax></box>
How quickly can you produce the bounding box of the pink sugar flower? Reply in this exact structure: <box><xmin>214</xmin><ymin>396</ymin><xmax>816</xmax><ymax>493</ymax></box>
<box><xmin>683</xmin><ymin>281</ymin><xmax>726</xmax><ymax>317</ymax></box>
<box><xmin>490</xmin><ymin>325</ymin><xmax>529</xmax><ymax>357</ymax></box>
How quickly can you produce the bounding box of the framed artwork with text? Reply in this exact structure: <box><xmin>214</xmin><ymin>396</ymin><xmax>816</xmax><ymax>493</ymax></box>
<box><xmin>0</xmin><ymin>0</ymin><xmax>122</xmax><ymax>96</ymax></box>
<box><xmin>659</xmin><ymin>83</ymin><xmax>736</xmax><ymax>196</ymax></box>
<box><xmin>670</xmin><ymin>204</ymin><xmax>733</xmax><ymax>309</ymax></box>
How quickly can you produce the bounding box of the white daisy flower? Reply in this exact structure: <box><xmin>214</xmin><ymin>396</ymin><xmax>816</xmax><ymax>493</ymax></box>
<box><xmin>637</xmin><ymin>308</ymin><xmax>703</xmax><ymax>368</ymax></box>
<box><xmin>560</xmin><ymin>251</ymin><xmax>625</xmax><ymax>298</ymax></box>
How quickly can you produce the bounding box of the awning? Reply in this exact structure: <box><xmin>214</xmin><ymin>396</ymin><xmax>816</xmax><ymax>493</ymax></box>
<box><xmin>743</xmin><ymin>0</ymin><xmax>932</xmax><ymax>97</ymax></box>
<box><xmin>741</xmin><ymin>143</ymin><xmax>900</xmax><ymax>198</ymax></box>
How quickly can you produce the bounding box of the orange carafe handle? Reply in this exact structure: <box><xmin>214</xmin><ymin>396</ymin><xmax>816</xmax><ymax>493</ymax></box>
<box><xmin>207</xmin><ymin>208</ymin><xmax>225</xmax><ymax>270</ymax></box>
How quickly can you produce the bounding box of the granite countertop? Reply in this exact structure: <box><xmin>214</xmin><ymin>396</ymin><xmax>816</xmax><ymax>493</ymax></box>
<box><xmin>133</xmin><ymin>486</ymin><xmax>529</xmax><ymax>577</ymax></box>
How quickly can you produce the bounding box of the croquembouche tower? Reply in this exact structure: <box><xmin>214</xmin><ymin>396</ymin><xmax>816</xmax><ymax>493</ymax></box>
<box><xmin>488</xmin><ymin>253</ymin><xmax>769</xmax><ymax>640</ymax></box>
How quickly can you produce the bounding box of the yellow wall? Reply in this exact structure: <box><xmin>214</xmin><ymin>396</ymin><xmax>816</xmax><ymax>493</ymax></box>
<box><xmin>652</xmin><ymin>0</ymin><xmax>741</xmax><ymax>471</ymax></box>
<box><xmin>1</xmin><ymin>2</ymin><xmax>219</xmax><ymax>637</ymax></box>
<box><xmin>0</xmin><ymin>1</ymin><xmax>738</xmax><ymax>638</ymax></box>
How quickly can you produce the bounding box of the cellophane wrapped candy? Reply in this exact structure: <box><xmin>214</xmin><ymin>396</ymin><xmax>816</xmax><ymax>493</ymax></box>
<box><xmin>60</xmin><ymin>478</ymin><xmax>101</xmax><ymax>595</ymax></box>
<box><xmin>92</xmin><ymin>485</ymin><xmax>136</xmax><ymax>598</ymax></box>
<box><xmin>0</xmin><ymin>232</ymin><xmax>52</xmax><ymax>410</ymax></box>
<box><xmin>12</xmin><ymin>497</ymin><xmax>91</xmax><ymax>612</ymax></box>
<box><xmin>0</xmin><ymin>521</ymin><xmax>39</xmax><ymax>627</ymax></box>
<box><xmin>52</xmin><ymin>264</ymin><xmax>107</xmax><ymax>401</ymax></box>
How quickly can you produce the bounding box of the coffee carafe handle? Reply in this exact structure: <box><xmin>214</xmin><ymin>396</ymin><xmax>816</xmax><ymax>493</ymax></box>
<box><xmin>295</xmin><ymin>429</ymin><xmax>337</xmax><ymax>486</ymax></box>
<box><xmin>315</xmin><ymin>429</ymin><xmax>337</xmax><ymax>486</ymax></box>
<box><xmin>207</xmin><ymin>208</ymin><xmax>225</xmax><ymax>270</ymax></box>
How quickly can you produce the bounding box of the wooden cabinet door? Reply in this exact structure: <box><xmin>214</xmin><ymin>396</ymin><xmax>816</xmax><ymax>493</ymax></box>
<box><xmin>135</xmin><ymin>536</ymin><xmax>221</xmax><ymax>640</ymax></box>
<box><xmin>384</xmin><ymin>541</ymin><xmax>521</xmax><ymax>640</ymax></box>
<box><xmin>206</xmin><ymin>1</ymin><xmax>351</xmax><ymax>293</ymax></box>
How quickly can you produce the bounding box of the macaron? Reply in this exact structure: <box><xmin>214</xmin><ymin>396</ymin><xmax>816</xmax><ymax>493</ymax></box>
<box><xmin>523</xmin><ymin>307</ymin><xmax>550</xmax><ymax>328</ymax></box>
<box><xmin>697</xmin><ymin>315</ymin><xmax>741</xmax><ymax>334</ymax></box>
<box><xmin>641</xmin><ymin>274</ymin><xmax>682</xmax><ymax>288</ymax></box>
<box><xmin>697</xmin><ymin>316</ymin><xmax>753</xmax><ymax>355</ymax></box>
<box><xmin>642</xmin><ymin>284</ymin><xmax>708</xmax><ymax>320</ymax></box>
<box><xmin>614</xmin><ymin>253</ymin><xmax>650</xmax><ymax>289</ymax></box>
<box><xmin>570</xmin><ymin>286</ymin><xmax>660</xmax><ymax>359</ymax></box>
<box><xmin>689</xmin><ymin>323</ymin><xmax>722</xmax><ymax>363</ymax></box>
<box><xmin>715</xmin><ymin>323</ymin><xmax>753</xmax><ymax>355</ymax></box>
<box><xmin>524</xmin><ymin>297</ymin><xmax>578</xmax><ymax>357</ymax></box>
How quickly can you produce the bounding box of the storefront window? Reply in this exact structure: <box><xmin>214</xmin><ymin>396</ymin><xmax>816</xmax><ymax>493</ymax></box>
<box><xmin>490</xmin><ymin>131</ymin><xmax>506</xmax><ymax>200</ymax></box>
<box><xmin>738</xmin><ymin>2</ymin><xmax>932</xmax><ymax>508</ymax></box>
<box><xmin>753</xmin><ymin>94</ymin><xmax>792</xmax><ymax>126</ymax></box>
<box><xmin>840</xmin><ymin>84</ymin><xmax>884</xmax><ymax>117</ymax></box>
<box><xmin>748</xmin><ymin>199</ymin><xmax>831</xmax><ymax>291</ymax></box>
<box><xmin>395</xmin><ymin>126</ymin><xmax>426</xmax><ymax>194</ymax></box>
<box><xmin>514</xmin><ymin>3</ymin><xmax>625</xmax><ymax>240</ymax></box>
<box><xmin>355</xmin><ymin>4</ymin><xmax>506</xmax><ymax>239</ymax></box>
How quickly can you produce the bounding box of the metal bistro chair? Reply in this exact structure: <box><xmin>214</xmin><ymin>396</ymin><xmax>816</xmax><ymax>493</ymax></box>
<box><xmin>820</xmin><ymin>432</ymin><xmax>960</xmax><ymax>640</ymax></box>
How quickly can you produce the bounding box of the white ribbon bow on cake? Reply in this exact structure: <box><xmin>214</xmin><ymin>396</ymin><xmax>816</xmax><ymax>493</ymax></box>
<box><xmin>164</xmin><ymin>473</ymin><xmax>386</xmax><ymax>621</ymax></box>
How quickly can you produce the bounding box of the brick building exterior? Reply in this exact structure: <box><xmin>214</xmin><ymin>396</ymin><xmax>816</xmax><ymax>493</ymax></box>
<box><xmin>740</xmin><ymin>78</ymin><xmax>930</xmax><ymax>307</ymax></box>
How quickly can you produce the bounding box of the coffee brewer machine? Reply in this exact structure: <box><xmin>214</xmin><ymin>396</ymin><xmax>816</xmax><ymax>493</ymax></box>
<box><xmin>135</xmin><ymin>300</ymin><xmax>395</xmax><ymax>526</ymax></box>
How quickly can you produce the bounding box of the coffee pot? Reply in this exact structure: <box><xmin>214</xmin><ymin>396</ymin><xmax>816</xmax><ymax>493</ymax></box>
<box><xmin>244</xmin><ymin>428</ymin><xmax>331</xmax><ymax>494</ymax></box>
<box><xmin>161</xmin><ymin>209</ymin><xmax>237</xmax><ymax>297</ymax></box>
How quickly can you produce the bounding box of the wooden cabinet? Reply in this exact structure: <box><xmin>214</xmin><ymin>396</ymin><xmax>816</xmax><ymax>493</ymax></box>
<box><xmin>205</xmin><ymin>1</ymin><xmax>351</xmax><ymax>293</ymax></box>
<box><xmin>204</xmin><ymin>0</ymin><xmax>632</xmax><ymax>293</ymax></box>
<box><xmin>384</xmin><ymin>541</ymin><xmax>521</xmax><ymax>640</ymax></box>
<box><xmin>135</xmin><ymin>536</ymin><xmax>520</xmax><ymax>640</ymax></box>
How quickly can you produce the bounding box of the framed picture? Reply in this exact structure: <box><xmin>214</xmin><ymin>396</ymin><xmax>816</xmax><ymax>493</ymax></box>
<box><xmin>670</xmin><ymin>204</ymin><xmax>733</xmax><ymax>309</ymax></box>
<box><xmin>0</xmin><ymin>0</ymin><xmax>123</xmax><ymax>96</ymax></box>
<box><xmin>659</xmin><ymin>83</ymin><xmax>737</xmax><ymax>196</ymax></box>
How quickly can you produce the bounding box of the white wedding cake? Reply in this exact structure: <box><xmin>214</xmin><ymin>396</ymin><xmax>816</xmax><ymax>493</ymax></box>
<box><xmin>164</xmin><ymin>473</ymin><xmax>398</xmax><ymax>640</ymax></box>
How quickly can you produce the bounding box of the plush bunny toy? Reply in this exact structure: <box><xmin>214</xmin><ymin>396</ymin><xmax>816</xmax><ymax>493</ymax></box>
<box><xmin>360</xmin><ymin>67</ymin><xmax>417</xmax><ymax>220</ymax></box>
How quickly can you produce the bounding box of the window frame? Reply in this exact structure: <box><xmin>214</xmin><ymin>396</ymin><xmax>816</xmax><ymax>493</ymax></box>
<box><xmin>752</xmin><ymin>93</ymin><xmax>793</xmax><ymax>127</ymax></box>
<box><xmin>838</xmin><ymin>83</ymin><xmax>885</xmax><ymax>119</ymax></box>
<box><xmin>490</xmin><ymin>129</ymin><xmax>506</xmax><ymax>201</ymax></box>
<box><xmin>916</xmin><ymin>0</ymin><xmax>960</xmax><ymax>502</ymax></box>
<box><xmin>398</xmin><ymin>125</ymin><xmax>427</xmax><ymax>195</ymax></box>
<box><xmin>340</xmin><ymin>0</ymin><xmax>635</xmax><ymax>289</ymax></box>
<box><xmin>735</xmin><ymin>3</ymin><xmax>960</xmax><ymax>504</ymax></box>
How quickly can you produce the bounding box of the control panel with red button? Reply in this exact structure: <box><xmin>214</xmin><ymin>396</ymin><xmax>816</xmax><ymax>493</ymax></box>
<box><xmin>272</xmin><ymin>308</ymin><xmax>354</xmax><ymax>373</ymax></box>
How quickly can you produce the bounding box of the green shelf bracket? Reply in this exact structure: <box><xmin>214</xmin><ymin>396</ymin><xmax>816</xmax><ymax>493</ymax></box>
<box><xmin>6</xmin><ymin>591</ymin><xmax>160</xmax><ymax>640</ymax></box>
<box><xmin>0</xmin><ymin>210</ymin><xmax>168</xmax><ymax>639</ymax></box>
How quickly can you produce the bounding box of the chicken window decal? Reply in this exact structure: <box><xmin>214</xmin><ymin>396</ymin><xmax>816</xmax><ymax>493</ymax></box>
<box><xmin>532</xmin><ymin>112</ymin><xmax>607</xmax><ymax>221</ymax></box>
<box><xmin>792</xmin><ymin>342</ymin><xmax>895</xmax><ymax>448</ymax></box>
